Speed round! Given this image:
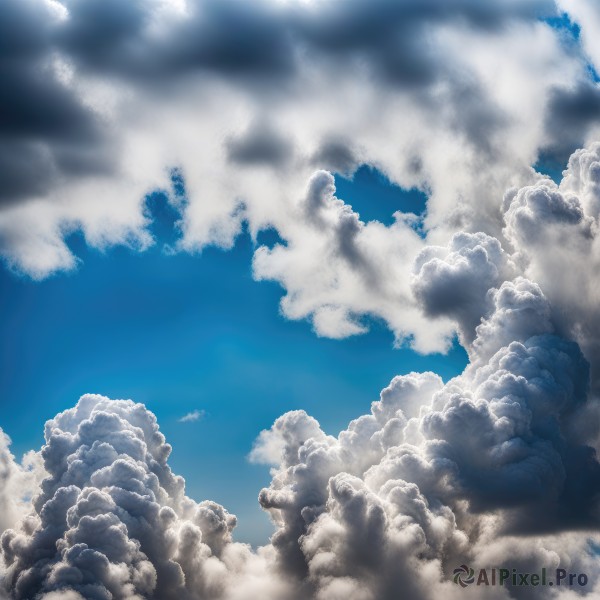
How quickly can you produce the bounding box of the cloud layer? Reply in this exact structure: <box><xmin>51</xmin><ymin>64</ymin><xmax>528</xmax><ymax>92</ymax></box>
<box><xmin>5</xmin><ymin>198</ymin><xmax>600</xmax><ymax>596</ymax></box>
<box><xmin>1</xmin><ymin>0</ymin><xmax>600</xmax><ymax>348</ymax></box>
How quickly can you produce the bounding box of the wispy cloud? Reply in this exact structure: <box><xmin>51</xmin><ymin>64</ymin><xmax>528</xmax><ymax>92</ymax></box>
<box><xmin>178</xmin><ymin>409</ymin><xmax>205</xmax><ymax>423</ymax></box>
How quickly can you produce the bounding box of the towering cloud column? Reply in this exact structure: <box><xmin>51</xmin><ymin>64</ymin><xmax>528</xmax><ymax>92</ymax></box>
<box><xmin>0</xmin><ymin>395</ymin><xmax>288</xmax><ymax>600</ymax></box>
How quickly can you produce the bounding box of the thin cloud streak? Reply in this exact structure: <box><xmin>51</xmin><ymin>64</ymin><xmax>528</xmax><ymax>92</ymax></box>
<box><xmin>178</xmin><ymin>409</ymin><xmax>206</xmax><ymax>423</ymax></box>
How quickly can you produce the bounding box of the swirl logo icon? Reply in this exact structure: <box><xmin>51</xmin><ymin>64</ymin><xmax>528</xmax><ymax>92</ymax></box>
<box><xmin>453</xmin><ymin>564</ymin><xmax>475</xmax><ymax>588</ymax></box>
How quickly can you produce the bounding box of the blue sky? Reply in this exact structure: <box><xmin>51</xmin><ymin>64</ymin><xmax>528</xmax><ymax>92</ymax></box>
<box><xmin>0</xmin><ymin>169</ymin><xmax>467</xmax><ymax>545</ymax></box>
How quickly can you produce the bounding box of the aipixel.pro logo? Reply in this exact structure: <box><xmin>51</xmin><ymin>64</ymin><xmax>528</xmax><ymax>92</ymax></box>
<box><xmin>453</xmin><ymin>565</ymin><xmax>475</xmax><ymax>588</ymax></box>
<box><xmin>452</xmin><ymin>565</ymin><xmax>589</xmax><ymax>589</ymax></box>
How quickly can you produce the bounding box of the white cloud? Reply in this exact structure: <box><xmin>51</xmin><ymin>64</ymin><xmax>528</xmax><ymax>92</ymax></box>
<box><xmin>0</xmin><ymin>430</ymin><xmax>45</xmax><ymax>538</ymax></box>
<box><xmin>179</xmin><ymin>409</ymin><xmax>206</xmax><ymax>423</ymax></box>
<box><xmin>0</xmin><ymin>394</ymin><xmax>293</xmax><ymax>600</ymax></box>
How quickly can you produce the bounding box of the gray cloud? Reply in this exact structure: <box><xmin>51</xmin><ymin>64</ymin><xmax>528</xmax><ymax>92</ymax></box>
<box><xmin>412</xmin><ymin>232</ymin><xmax>515</xmax><ymax>345</ymax></box>
<box><xmin>226</xmin><ymin>120</ymin><xmax>294</xmax><ymax>168</ymax></box>
<box><xmin>542</xmin><ymin>82</ymin><xmax>600</xmax><ymax>166</ymax></box>
<box><xmin>0</xmin><ymin>396</ymin><xmax>286</xmax><ymax>599</ymax></box>
<box><xmin>309</xmin><ymin>139</ymin><xmax>359</xmax><ymax>176</ymax></box>
<box><xmin>0</xmin><ymin>0</ymin><xmax>589</xmax><ymax>220</ymax></box>
<box><xmin>57</xmin><ymin>0</ymin><xmax>295</xmax><ymax>81</ymax></box>
<box><xmin>0</xmin><ymin>0</ymin><xmax>111</xmax><ymax>206</ymax></box>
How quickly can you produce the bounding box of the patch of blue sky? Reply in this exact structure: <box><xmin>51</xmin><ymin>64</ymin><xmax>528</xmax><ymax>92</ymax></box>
<box><xmin>334</xmin><ymin>165</ymin><xmax>427</xmax><ymax>229</ymax></box>
<box><xmin>544</xmin><ymin>11</ymin><xmax>600</xmax><ymax>82</ymax></box>
<box><xmin>534</xmin><ymin>151</ymin><xmax>568</xmax><ymax>184</ymax></box>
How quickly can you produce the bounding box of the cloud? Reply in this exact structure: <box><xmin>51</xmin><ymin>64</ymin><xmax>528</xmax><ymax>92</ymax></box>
<box><xmin>226</xmin><ymin>120</ymin><xmax>294</xmax><ymax>168</ymax></box>
<box><xmin>0</xmin><ymin>0</ymin><xmax>598</xmax><ymax>340</ymax></box>
<box><xmin>412</xmin><ymin>232</ymin><xmax>516</xmax><ymax>345</ymax></box>
<box><xmin>0</xmin><ymin>0</ymin><xmax>110</xmax><ymax>207</ymax></box>
<box><xmin>0</xmin><ymin>429</ymin><xmax>45</xmax><ymax>538</ymax></box>
<box><xmin>3</xmin><ymin>269</ymin><xmax>600</xmax><ymax>599</ymax></box>
<box><xmin>252</xmin><ymin>170</ymin><xmax>453</xmax><ymax>351</ymax></box>
<box><xmin>178</xmin><ymin>409</ymin><xmax>206</xmax><ymax>423</ymax></box>
<box><xmin>498</xmin><ymin>146</ymin><xmax>600</xmax><ymax>391</ymax></box>
<box><xmin>1</xmin><ymin>394</ymin><xmax>291</xmax><ymax>600</ymax></box>
<box><xmin>251</xmin><ymin>273</ymin><xmax>600</xmax><ymax>598</ymax></box>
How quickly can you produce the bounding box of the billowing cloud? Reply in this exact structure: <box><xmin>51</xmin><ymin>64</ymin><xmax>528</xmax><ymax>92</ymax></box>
<box><xmin>4</xmin><ymin>268</ymin><xmax>600</xmax><ymax>598</ymax></box>
<box><xmin>0</xmin><ymin>394</ymin><xmax>290</xmax><ymax>600</ymax></box>
<box><xmin>499</xmin><ymin>145</ymin><xmax>600</xmax><ymax>391</ymax></box>
<box><xmin>412</xmin><ymin>232</ymin><xmax>515</xmax><ymax>345</ymax></box>
<box><xmin>251</xmin><ymin>273</ymin><xmax>600</xmax><ymax>599</ymax></box>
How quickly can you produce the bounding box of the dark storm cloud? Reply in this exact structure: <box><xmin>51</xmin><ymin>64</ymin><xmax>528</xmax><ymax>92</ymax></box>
<box><xmin>541</xmin><ymin>81</ymin><xmax>600</xmax><ymax>166</ymax></box>
<box><xmin>0</xmin><ymin>0</ymin><xmax>111</xmax><ymax>206</ymax></box>
<box><xmin>163</xmin><ymin>0</ymin><xmax>294</xmax><ymax>77</ymax></box>
<box><xmin>52</xmin><ymin>0</ymin><xmax>556</xmax><ymax>83</ymax></box>
<box><xmin>293</xmin><ymin>0</ymin><xmax>553</xmax><ymax>57</ymax></box>
<box><xmin>57</xmin><ymin>0</ymin><xmax>150</xmax><ymax>66</ymax></box>
<box><xmin>57</xmin><ymin>0</ymin><xmax>295</xmax><ymax>79</ymax></box>
<box><xmin>0</xmin><ymin>0</ymin><xmax>51</xmax><ymax>58</ymax></box>
<box><xmin>0</xmin><ymin>0</ymin><xmax>574</xmax><ymax>210</ymax></box>
<box><xmin>226</xmin><ymin>121</ymin><xmax>294</xmax><ymax>167</ymax></box>
<box><xmin>309</xmin><ymin>139</ymin><xmax>358</xmax><ymax>175</ymax></box>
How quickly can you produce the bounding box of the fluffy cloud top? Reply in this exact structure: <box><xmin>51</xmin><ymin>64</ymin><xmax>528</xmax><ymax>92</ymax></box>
<box><xmin>1</xmin><ymin>395</ymin><xmax>290</xmax><ymax>600</ymax></box>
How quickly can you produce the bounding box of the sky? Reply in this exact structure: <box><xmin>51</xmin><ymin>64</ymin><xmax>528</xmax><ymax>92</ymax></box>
<box><xmin>0</xmin><ymin>168</ymin><xmax>467</xmax><ymax>546</ymax></box>
<box><xmin>3</xmin><ymin>1</ymin><xmax>600</xmax><ymax>599</ymax></box>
